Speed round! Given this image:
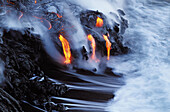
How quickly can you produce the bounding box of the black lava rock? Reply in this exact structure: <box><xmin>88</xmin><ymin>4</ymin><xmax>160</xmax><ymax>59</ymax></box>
<box><xmin>0</xmin><ymin>29</ymin><xmax>68</xmax><ymax>111</ymax></box>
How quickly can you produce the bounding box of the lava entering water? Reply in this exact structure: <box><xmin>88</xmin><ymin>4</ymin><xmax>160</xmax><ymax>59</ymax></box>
<box><xmin>59</xmin><ymin>35</ymin><xmax>72</xmax><ymax>64</ymax></box>
<box><xmin>103</xmin><ymin>35</ymin><xmax>111</xmax><ymax>60</ymax></box>
<box><xmin>96</xmin><ymin>17</ymin><xmax>103</xmax><ymax>27</ymax></box>
<box><xmin>87</xmin><ymin>34</ymin><xmax>96</xmax><ymax>60</ymax></box>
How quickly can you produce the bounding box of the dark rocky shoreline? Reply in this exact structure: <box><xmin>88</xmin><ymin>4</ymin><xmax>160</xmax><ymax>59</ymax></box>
<box><xmin>0</xmin><ymin>29</ymin><xmax>68</xmax><ymax>112</ymax></box>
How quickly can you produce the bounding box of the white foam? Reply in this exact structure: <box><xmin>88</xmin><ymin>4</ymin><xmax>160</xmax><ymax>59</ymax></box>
<box><xmin>107</xmin><ymin>0</ymin><xmax>170</xmax><ymax>112</ymax></box>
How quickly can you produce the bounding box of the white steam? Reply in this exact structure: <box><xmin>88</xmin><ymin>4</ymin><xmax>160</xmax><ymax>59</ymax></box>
<box><xmin>0</xmin><ymin>5</ymin><xmax>64</xmax><ymax>64</ymax></box>
<box><xmin>62</xmin><ymin>3</ymin><xmax>89</xmax><ymax>51</ymax></box>
<box><xmin>68</xmin><ymin>0</ymin><xmax>125</xmax><ymax>25</ymax></box>
<box><xmin>31</xmin><ymin>20</ymin><xmax>64</xmax><ymax>63</ymax></box>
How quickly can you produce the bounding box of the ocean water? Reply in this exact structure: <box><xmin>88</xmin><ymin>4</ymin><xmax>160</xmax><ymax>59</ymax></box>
<box><xmin>107</xmin><ymin>0</ymin><xmax>170</xmax><ymax>112</ymax></box>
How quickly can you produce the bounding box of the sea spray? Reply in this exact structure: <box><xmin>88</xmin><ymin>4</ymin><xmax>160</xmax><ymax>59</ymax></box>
<box><xmin>107</xmin><ymin>0</ymin><xmax>170</xmax><ymax>112</ymax></box>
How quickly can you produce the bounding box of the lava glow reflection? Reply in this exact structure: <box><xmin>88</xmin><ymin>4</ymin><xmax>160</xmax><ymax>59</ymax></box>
<box><xmin>103</xmin><ymin>35</ymin><xmax>111</xmax><ymax>60</ymax></box>
<box><xmin>59</xmin><ymin>35</ymin><xmax>72</xmax><ymax>64</ymax></box>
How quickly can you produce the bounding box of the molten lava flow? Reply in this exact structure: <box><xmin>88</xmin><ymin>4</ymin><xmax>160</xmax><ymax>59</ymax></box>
<box><xmin>96</xmin><ymin>17</ymin><xmax>103</xmax><ymax>27</ymax></box>
<box><xmin>56</xmin><ymin>13</ymin><xmax>62</xmax><ymax>18</ymax></box>
<box><xmin>18</xmin><ymin>11</ymin><xmax>23</xmax><ymax>20</ymax></box>
<box><xmin>45</xmin><ymin>19</ymin><xmax>52</xmax><ymax>30</ymax></box>
<box><xmin>103</xmin><ymin>35</ymin><xmax>111</xmax><ymax>60</ymax></box>
<box><xmin>35</xmin><ymin>0</ymin><xmax>37</xmax><ymax>4</ymax></box>
<box><xmin>33</xmin><ymin>16</ymin><xmax>41</xmax><ymax>19</ymax></box>
<box><xmin>87</xmin><ymin>34</ymin><xmax>96</xmax><ymax>60</ymax></box>
<box><xmin>51</xmin><ymin>12</ymin><xmax>62</xmax><ymax>19</ymax></box>
<box><xmin>59</xmin><ymin>35</ymin><xmax>71</xmax><ymax>64</ymax></box>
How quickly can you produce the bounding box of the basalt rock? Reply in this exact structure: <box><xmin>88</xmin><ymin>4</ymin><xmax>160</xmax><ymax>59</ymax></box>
<box><xmin>0</xmin><ymin>29</ymin><xmax>68</xmax><ymax>111</ymax></box>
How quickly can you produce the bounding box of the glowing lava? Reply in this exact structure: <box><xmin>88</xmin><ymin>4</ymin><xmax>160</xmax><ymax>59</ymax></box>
<box><xmin>87</xmin><ymin>34</ymin><xmax>96</xmax><ymax>60</ymax></box>
<box><xmin>46</xmin><ymin>19</ymin><xmax>52</xmax><ymax>30</ymax></box>
<box><xmin>59</xmin><ymin>35</ymin><xmax>72</xmax><ymax>64</ymax></box>
<box><xmin>35</xmin><ymin>0</ymin><xmax>37</xmax><ymax>4</ymax></box>
<box><xmin>103</xmin><ymin>35</ymin><xmax>111</xmax><ymax>60</ymax></box>
<box><xmin>56</xmin><ymin>13</ymin><xmax>62</xmax><ymax>18</ymax></box>
<box><xmin>51</xmin><ymin>12</ymin><xmax>62</xmax><ymax>19</ymax></box>
<box><xmin>18</xmin><ymin>11</ymin><xmax>23</xmax><ymax>20</ymax></box>
<box><xmin>96</xmin><ymin>17</ymin><xmax>103</xmax><ymax>27</ymax></box>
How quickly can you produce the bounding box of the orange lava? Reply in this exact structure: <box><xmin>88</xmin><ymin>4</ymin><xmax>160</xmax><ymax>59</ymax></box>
<box><xmin>87</xmin><ymin>34</ymin><xmax>96</xmax><ymax>60</ymax></box>
<box><xmin>96</xmin><ymin>17</ymin><xmax>103</xmax><ymax>27</ymax></box>
<box><xmin>35</xmin><ymin>0</ymin><xmax>37</xmax><ymax>4</ymax></box>
<box><xmin>59</xmin><ymin>35</ymin><xmax>72</xmax><ymax>64</ymax></box>
<box><xmin>51</xmin><ymin>12</ymin><xmax>62</xmax><ymax>19</ymax></box>
<box><xmin>56</xmin><ymin>13</ymin><xmax>62</xmax><ymax>18</ymax></box>
<box><xmin>46</xmin><ymin>19</ymin><xmax>52</xmax><ymax>30</ymax></box>
<box><xmin>18</xmin><ymin>11</ymin><xmax>23</xmax><ymax>20</ymax></box>
<box><xmin>33</xmin><ymin>16</ymin><xmax>41</xmax><ymax>19</ymax></box>
<box><xmin>103</xmin><ymin>35</ymin><xmax>111</xmax><ymax>60</ymax></box>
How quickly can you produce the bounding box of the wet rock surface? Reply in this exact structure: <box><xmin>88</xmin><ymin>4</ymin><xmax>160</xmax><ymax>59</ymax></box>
<box><xmin>0</xmin><ymin>29</ymin><xmax>68</xmax><ymax>112</ymax></box>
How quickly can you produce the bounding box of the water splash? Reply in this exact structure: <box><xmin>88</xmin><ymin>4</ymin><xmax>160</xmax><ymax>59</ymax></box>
<box><xmin>107</xmin><ymin>0</ymin><xmax>170</xmax><ymax>112</ymax></box>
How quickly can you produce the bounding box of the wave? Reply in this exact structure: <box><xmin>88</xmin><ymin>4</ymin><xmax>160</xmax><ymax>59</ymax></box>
<box><xmin>107</xmin><ymin>0</ymin><xmax>170</xmax><ymax>112</ymax></box>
